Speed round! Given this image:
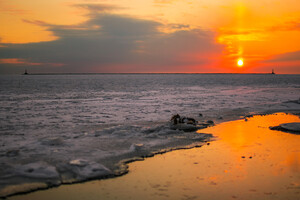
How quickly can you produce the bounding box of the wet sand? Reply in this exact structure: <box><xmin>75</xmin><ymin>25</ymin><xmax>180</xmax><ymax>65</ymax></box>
<box><xmin>8</xmin><ymin>113</ymin><xmax>300</xmax><ymax>200</ymax></box>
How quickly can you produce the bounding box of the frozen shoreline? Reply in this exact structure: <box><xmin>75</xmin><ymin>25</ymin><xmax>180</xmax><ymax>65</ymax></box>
<box><xmin>22</xmin><ymin>113</ymin><xmax>298</xmax><ymax>200</ymax></box>
<box><xmin>1</xmin><ymin>74</ymin><xmax>300</xmax><ymax>197</ymax></box>
<box><xmin>1</xmin><ymin>100</ymin><xmax>300</xmax><ymax>198</ymax></box>
<box><xmin>0</xmin><ymin>122</ymin><xmax>213</xmax><ymax>198</ymax></box>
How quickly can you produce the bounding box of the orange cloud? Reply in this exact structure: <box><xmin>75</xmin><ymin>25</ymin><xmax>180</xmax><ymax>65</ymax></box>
<box><xmin>0</xmin><ymin>58</ymin><xmax>41</xmax><ymax>65</ymax></box>
<box><xmin>0</xmin><ymin>58</ymin><xmax>65</xmax><ymax>67</ymax></box>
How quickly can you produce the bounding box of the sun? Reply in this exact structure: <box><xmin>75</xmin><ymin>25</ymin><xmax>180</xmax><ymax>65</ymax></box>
<box><xmin>237</xmin><ymin>58</ymin><xmax>244</xmax><ymax>67</ymax></box>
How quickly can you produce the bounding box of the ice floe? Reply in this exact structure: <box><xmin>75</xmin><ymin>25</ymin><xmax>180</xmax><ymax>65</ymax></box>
<box><xmin>58</xmin><ymin>159</ymin><xmax>113</xmax><ymax>183</ymax></box>
<box><xmin>270</xmin><ymin>122</ymin><xmax>300</xmax><ymax>133</ymax></box>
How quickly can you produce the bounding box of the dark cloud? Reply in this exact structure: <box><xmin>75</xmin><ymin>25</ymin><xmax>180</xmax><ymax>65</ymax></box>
<box><xmin>90</xmin><ymin>14</ymin><xmax>161</xmax><ymax>38</ymax></box>
<box><xmin>0</xmin><ymin>4</ymin><xmax>223</xmax><ymax>74</ymax></box>
<box><xmin>74</xmin><ymin>3</ymin><xmax>121</xmax><ymax>12</ymax></box>
<box><xmin>266</xmin><ymin>51</ymin><xmax>300</xmax><ymax>62</ymax></box>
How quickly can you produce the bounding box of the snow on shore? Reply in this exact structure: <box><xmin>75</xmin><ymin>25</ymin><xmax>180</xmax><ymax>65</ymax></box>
<box><xmin>1</xmin><ymin>74</ymin><xmax>299</xmax><ymax>197</ymax></box>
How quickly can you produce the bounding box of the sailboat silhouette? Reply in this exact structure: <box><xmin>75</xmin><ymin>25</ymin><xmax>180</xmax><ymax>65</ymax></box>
<box><xmin>23</xmin><ymin>69</ymin><xmax>28</xmax><ymax>75</ymax></box>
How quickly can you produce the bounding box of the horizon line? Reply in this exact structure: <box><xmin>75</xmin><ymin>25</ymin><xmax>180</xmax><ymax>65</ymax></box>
<box><xmin>1</xmin><ymin>72</ymin><xmax>299</xmax><ymax>75</ymax></box>
<box><xmin>1</xmin><ymin>71</ymin><xmax>300</xmax><ymax>75</ymax></box>
<box><xmin>14</xmin><ymin>72</ymin><xmax>300</xmax><ymax>75</ymax></box>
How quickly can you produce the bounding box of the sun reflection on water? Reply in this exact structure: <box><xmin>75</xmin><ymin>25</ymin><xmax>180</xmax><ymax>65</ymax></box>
<box><xmin>8</xmin><ymin>113</ymin><xmax>300</xmax><ymax>200</ymax></box>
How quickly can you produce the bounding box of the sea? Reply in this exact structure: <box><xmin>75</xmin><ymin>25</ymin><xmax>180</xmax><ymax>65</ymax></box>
<box><xmin>0</xmin><ymin>73</ymin><xmax>299</xmax><ymax>196</ymax></box>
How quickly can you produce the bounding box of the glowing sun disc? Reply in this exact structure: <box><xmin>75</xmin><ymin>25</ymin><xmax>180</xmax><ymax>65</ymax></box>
<box><xmin>237</xmin><ymin>59</ymin><xmax>244</xmax><ymax>67</ymax></box>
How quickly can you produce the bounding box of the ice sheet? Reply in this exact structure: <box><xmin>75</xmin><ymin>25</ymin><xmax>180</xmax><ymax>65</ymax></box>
<box><xmin>0</xmin><ymin>74</ymin><xmax>299</xmax><ymax>197</ymax></box>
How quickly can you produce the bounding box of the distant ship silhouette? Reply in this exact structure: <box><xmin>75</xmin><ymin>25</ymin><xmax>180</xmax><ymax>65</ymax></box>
<box><xmin>23</xmin><ymin>69</ymin><xmax>28</xmax><ymax>75</ymax></box>
<box><xmin>271</xmin><ymin>69</ymin><xmax>275</xmax><ymax>74</ymax></box>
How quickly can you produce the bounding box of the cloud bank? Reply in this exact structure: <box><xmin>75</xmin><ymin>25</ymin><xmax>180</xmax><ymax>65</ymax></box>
<box><xmin>266</xmin><ymin>51</ymin><xmax>300</xmax><ymax>62</ymax></box>
<box><xmin>0</xmin><ymin>4</ymin><xmax>223</xmax><ymax>74</ymax></box>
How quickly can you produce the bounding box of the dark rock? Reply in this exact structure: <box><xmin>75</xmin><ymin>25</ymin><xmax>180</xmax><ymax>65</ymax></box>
<box><xmin>170</xmin><ymin>114</ymin><xmax>198</xmax><ymax>131</ymax></box>
<box><xmin>206</xmin><ymin>120</ymin><xmax>214</xmax><ymax>125</ymax></box>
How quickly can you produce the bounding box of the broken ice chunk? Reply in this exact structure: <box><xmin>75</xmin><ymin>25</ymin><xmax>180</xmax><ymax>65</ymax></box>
<box><xmin>60</xmin><ymin>159</ymin><xmax>113</xmax><ymax>183</ymax></box>
<box><xmin>129</xmin><ymin>144</ymin><xmax>144</xmax><ymax>152</ymax></box>
<box><xmin>270</xmin><ymin>122</ymin><xmax>300</xmax><ymax>133</ymax></box>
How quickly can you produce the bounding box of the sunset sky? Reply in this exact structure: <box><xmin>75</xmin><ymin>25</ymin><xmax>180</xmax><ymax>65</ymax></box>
<box><xmin>1</xmin><ymin>0</ymin><xmax>300</xmax><ymax>74</ymax></box>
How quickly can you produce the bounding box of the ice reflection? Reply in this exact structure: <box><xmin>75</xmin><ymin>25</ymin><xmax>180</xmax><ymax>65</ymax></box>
<box><xmin>199</xmin><ymin>113</ymin><xmax>300</xmax><ymax>177</ymax></box>
<box><xmin>8</xmin><ymin>113</ymin><xmax>300</xmax><ymax>200</ymax></box>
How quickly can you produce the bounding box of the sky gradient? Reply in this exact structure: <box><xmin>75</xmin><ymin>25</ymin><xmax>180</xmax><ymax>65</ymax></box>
<box><xmin>1</xmin><ymin>0</ymin><xmax>300</xmax><ymax>74</ymax></box>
